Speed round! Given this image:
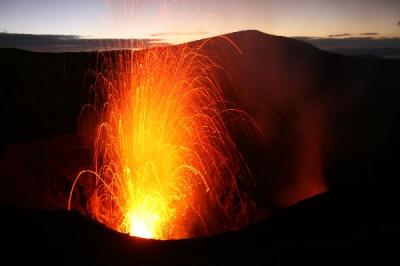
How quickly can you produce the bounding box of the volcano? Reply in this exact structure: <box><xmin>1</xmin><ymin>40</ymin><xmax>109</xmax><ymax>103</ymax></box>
<box><xmin>0</xmin><ymin>30</ymin><xmax>399</xmax><ymax>264</ymax></box>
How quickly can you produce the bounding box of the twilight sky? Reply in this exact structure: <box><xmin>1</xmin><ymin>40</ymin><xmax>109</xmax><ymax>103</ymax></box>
<box><xmin>1</xmin><ymin>0</ymin><xmax>399</xmax><ymax>41</ymax></box>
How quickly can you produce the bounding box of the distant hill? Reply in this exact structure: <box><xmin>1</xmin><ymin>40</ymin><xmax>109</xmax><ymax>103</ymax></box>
<box><xmin>294</xmin><ymin>35</ymin><xmax>400</xmax><ymax>58</ymax></box>
<box><xmin>198</xmin><ymin>30</ymin><xmax>400</xmax><ymax>206</ymax></box>
<box><xmin>329</xmin><ymin>47</ymin><xmax>400</xmax><ymax>59</ymax></box>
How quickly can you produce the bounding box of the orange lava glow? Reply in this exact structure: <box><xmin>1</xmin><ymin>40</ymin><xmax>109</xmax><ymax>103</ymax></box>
<box><xmin>69</xmin><ymin>42</ymin><xmax>255</xmax><ymax>239</ymax></box>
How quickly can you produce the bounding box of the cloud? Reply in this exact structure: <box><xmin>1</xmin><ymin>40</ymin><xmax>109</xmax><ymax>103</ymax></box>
<box><xmin>150</xmin><ymin>31</ymin><xmax>208</xmax><ymax>37</ymax></box>
<box><xmin>328</xmin><ymin>32</ymin><xmax>379</xmax><ymax>38</ymax></box>
<box><xmin>328</xmin><ymin>33</ymin><xmax>352</xmax><ymax>38</ymax></box>
<box><xmin>0</xmin><ymin>32</ymin><xmax>166</xmax><ymax>52</ymax></box>
<box><xmin>327</xmin><ymin>32</ymin><xmax>380</xmax><ymax>38</ymax></box>
<box><xmin>359</xmin><ymin>32</ymin><xmax>379</xmax><ymax>36</ymax></box>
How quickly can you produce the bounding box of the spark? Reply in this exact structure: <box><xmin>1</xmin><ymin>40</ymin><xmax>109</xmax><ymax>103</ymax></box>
<box><xmin>69</xmin><ymin>41</ymin><xmax>256</xmax><ymax>239</ymax></box>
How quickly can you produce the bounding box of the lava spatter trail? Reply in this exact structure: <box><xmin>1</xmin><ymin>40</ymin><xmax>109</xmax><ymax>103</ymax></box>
<box><xmin>69</xmin><ymin>42</ymin><xmax>257</xmax><ymax>240</ymax></box>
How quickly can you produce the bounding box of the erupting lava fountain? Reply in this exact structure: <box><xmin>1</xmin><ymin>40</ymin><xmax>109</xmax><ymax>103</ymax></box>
<box><xmin>69</xmin><ymin>41</ymin><xmax>257</xmax><ymax>239</ymax></box>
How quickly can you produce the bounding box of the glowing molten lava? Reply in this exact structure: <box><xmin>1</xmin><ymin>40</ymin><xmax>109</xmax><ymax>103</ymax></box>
<box><xmin>69</xmin><ymin>43</ymin><xmax>255</xmax><ymax>239</ymax></box>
